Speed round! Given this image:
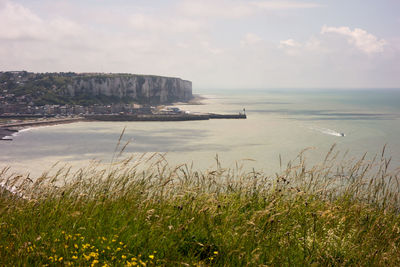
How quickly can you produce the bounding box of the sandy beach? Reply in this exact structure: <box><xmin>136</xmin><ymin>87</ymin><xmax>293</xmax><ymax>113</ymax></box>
<box><xmin>0</xmin><ymin>118</ymin><xmax>84</xmax><ymax>140</ymax></box>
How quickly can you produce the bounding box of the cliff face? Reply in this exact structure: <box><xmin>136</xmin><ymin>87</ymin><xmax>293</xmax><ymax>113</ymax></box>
<box><xmin>66</xmin><ymin>74</ymin><xmax>192</xmax><ymax>104</ymax></box>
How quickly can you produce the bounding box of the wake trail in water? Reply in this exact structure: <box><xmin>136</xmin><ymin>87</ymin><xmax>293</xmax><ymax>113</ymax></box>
<box><xmin>310</xmin><ymin>126</ymin><xmax>345</xmax><ymax>137</ymax></box>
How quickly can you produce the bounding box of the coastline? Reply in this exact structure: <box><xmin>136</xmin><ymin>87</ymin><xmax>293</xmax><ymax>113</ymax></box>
<box><xmin>0</xmin><ymin>118</ymin><xmax>84</xmax><ymax>141</ymax></box>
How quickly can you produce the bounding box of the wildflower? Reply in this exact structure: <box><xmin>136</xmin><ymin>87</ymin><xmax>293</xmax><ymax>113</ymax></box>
<box><xmin>116</xmin><ymin>247</ymin><xmax>122</xmax><ymax>252</ymax></box>
<box><xmin>122</xmin><ymin>255</ymin><xmax>127</xmax><ymax>260</ymax></box>
<box><xmin>65</xmin><ymin>244</ymin><xmax>69</xmax><ymax>249</ymax></box>
<box><xmin>102</xmin><ymin>264</ymin><xmax>109</xmax><ymax>267</ymax></box>
<box><xmin>49</xmin><ymin>256</ymin><xmax>54</xmax><ymax>262</ymax></box>
<box><xmin>139</xmin><ymin>260</ymin><xmax>146</xmax><ymax>266</ymax></box>
<box><xmin>213</xmin><ymin>251</ymin><xmax>218</xmax><ymax>255</ymax></box>
<box><xmin>72</xmin><ymin>255</ymin><xmax>78</xmax><ymax>260</ymax></box>
<box><xmin>89</xmin><ymin>251</ymin><xmax>99</xmax><ymax>258</ymax></box>
<box><xmin>131</xmin><ymin>257</ymin><xmax>137</xmax><ymax>261</ymax></box>
<box><xmin>59</xmin><ymin>257</ymin><xmax>63</xmax><ymax>262</ymax></box>
<box><xmin>74</xmin><ymin>244</ymin><xmax>79</xmax><ymax>249</ymax></box>
<box><xmin>149</xmin><ymin>255</ymin><xmax>154</xmax><ymax>260</ymax></box>
<box><xmin>83</xmin><ymin>254</ymin><xmax>91</xmax><ymax>261</ymax></box>
<box><xmin>102</xmin><ymin>237</ymin><xmax>107</xmax><ymax>241</ymax></box>
<box><xmin>119</xmin><ymin>241</ymin><xmax>124</xmax><ymax>245</ymax></box>
<box><xmin>112</xmin><ymin>239</ymin><xmax>116</xmax><ymax>242</ymax></box>
<box><xmin>91</xmin><ymin>259</ymin><xmax>99</xmax><ymax>266</ymax></box>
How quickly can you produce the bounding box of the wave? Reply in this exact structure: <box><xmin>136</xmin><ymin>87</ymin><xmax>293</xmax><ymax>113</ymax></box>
<box><xmin>310</xmin><ymin>126</ymin><xmax>345</xmax><ymax>137</ymax></box>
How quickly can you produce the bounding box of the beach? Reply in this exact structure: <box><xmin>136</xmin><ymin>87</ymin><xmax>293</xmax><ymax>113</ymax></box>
<box><xmin>0</xmin><ymin>117</ymin><xmax>84</xmax><ymax>140</ymax></box>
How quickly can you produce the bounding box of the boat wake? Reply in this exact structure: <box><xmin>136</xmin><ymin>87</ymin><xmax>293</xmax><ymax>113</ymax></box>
<box><xmin>310</xmin><ymin>126</ymin><xmax>345</xmax><ymax>137</ymax></box>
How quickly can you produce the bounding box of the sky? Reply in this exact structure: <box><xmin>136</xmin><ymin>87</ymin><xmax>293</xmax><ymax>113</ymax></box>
<box><xmin>0</xmin><ymin>0</ymin><xmax>399</xmax><ymax>89</ymax></box>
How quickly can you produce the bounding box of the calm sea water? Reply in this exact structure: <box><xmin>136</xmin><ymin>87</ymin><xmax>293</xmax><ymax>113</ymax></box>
<box><xmin>1</xmin><ymin>89</ymin><xmax>400</xmax><ymax>177</ymax></box>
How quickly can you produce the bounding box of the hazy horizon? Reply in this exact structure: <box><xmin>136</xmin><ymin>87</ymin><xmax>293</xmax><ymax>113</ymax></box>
<box><xmin>1</xmin><ymin>0</ymin><xmax>399</xmax><ymax>89</ymax></box>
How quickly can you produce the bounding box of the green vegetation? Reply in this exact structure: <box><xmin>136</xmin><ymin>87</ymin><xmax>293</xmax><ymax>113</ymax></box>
<box><xmin>1</xmin><ymin>146</ymin><xmax>400</xmax><ymax>266</ymax></box>
<box><xmin>0</xmin><ymin>72</ymin><xmax>136</xmax><ymax>106</ymax></box>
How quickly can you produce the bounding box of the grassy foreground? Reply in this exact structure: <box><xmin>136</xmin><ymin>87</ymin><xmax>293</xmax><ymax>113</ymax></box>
<box><xmin>1</xmin><ymin>147</ymin><xmax>400</xmax><ymax>266</ymax></box>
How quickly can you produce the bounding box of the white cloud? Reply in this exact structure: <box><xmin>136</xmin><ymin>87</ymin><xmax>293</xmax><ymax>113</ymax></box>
<box><xmin>129</xmin><ymin>14</ymin><xmax>205</xmax><ymax>33</ymax></box>
<box><xmin>241</xmin><ymin>33</ymin><xmax>262</xmax><ymax>46</ymax></box>
<box><xmin>279</xmin><ymin>39</ymin><xmax>301</xmax><ymax>48</ymax></box>
<box><xmin>178</xmin><ymin>0</ymin><xmax>320</xmax><ymax>19</ymax></box>
<box><xmin>0</xmin><ymin>0</ymin><xmax>85</xmax><ymax>42</ymax></box>
<box><xmin>321</xmin><ymin>25</ymin><xmax>387</xmax><ymax>54</ymax></box>
<box><xmin>0</xmin><ymin>1</ymin><xmax>44</xmax><ymax>40</ymax></box>
<box><xmin>252</xmin><ymin>1</ymin><xmax>321</xmax><ymax>10</ymax></box>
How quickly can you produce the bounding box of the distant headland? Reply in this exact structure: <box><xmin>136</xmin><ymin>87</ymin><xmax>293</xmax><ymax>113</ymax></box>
<box><xmin>0</xmin><ymin>71</ymin><xmax>247</xmax><ymax>141</ymax></box>
<box><xmin>0</xmin><ymin>71</ymin><xmax>192</xmax><ymax>108</ymax></box>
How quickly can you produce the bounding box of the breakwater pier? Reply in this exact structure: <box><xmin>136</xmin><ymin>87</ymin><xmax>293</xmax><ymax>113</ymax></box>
<box><xmin>85</xmin><ymin>113</ymin><xmax>246</xmax><ymax>122</ymax></box>
<box><xmin>0</xmin><ymin>112</ymin><xmax>246</xmax><ymax>140</ymax></box>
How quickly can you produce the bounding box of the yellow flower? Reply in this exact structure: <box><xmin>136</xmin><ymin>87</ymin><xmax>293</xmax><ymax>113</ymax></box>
<box><xmin>119</xmin><ymin>241</ymin><xmax>124</xmax><ymax>245</ymax></box>
<box><xmin>116</xmin><ymin>247</ymin><xmax>122</xmax><ymax>252</ymax></box>
<box><xmin>89</xmin><ymin>251</ymin><xmax>99</xmax><ymax>258</ymax></box>
<box><xmin>149</xmin><ymin>255</ymin><xmax>154</xmax><ymax>260</ymax></box>
<box><xmin>64</xmin><ymin>244</ymin><xmax>69</xmax><ymax>249</ymax></box>
<box><xmin>49</xmin><ymin>256</ymin><xmax>54</xmax><ymax>262</ymax></box>
<box><xmin>139</xmin><ymin>260</ymin><xmax>146</xmax><ymax>266</ymax></box>
<box><xmin>112</xmin><ymin>239</ymin><xmax>116</xmax><ymax>242</ymax></box>
<box><xmin>213</xmin><ymin>251</ymin><xmax>218</xmax><ymax>255</ymax></box>
<box><xmin>131</xmin><ymin>257</ymin><xmax>137</xmax><ymax>261</ymax></box>
<box><xmin>122</xmin><ymin>255</ymin><xmax>127</xmax><ymax>260</ymax></box>
<box><xmin>83</xmin><ymin>254</ymin><xmax>91</xmax><ymax>261</ymax></box>
<box><xmin>72</xmin><ymin>255</ymin><xmax>78</xmax><ymax>260</ymax></box>
<box><xmin>74</xmin><ymin>244</ymin><xmax>79</xmax><ymax>249</ymax></box>
<box><xmin>59</xmin><ymin>257</ymin><xmax>63</xmax><ymax>262</ymax></box>
<box><xmin>91</xmin><ymin>259</ymin><xmax>99</xmax><ymax>266</ymax></box>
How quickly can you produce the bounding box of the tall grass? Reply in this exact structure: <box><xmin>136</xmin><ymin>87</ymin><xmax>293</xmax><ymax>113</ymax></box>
<box><xmin>1</xmin><ymin>145</ymin><xmax>400</xmax><ymax>266</ymax></box>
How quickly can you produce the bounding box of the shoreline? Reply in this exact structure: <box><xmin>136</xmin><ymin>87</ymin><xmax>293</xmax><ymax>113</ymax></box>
<box><xmin>0</xmin><ymin>118</ymin><xmax>84</xmax><ymax>140</ymax></box>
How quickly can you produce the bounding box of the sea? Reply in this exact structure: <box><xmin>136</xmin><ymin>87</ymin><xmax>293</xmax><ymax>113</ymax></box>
<box><xmin>1</xmin><ymin>88</ymin><xmax>400</xmax><ymax>178</ymax></box>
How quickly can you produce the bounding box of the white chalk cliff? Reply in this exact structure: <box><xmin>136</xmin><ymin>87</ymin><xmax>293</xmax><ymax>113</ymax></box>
<box><xmin>66</xmin><ymin>74</ymin><xmax>192</xmax><ymax>104</ymax></box>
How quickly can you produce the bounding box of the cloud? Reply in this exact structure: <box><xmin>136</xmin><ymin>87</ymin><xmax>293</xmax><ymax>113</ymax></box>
<box><xmin>321</xmin><ymin>25</ymin><xmax>387</xmax><ymax>54</ymax></box>
<box><xmin>0</xmin><ymin>0</ymin><xmax>44</xmax><ymax>40</ymax></box>
<box><xmin>252</xmin><ymin>1</ymin><xmax>321</xmax><ymax>9</ymax></box>
<box><xmin>178</xmin><ymin>0</ymin><xmax>320</xmax><ymax>19</ymax></box>
<box><xmin>279</xmin><ymin>39</ymin><xmax>301</xmax><ymax>48</ymax></box>
<box><xmin>241</xmin><ymin>33</ymin><xmax>262</xmax><ymax>46</ymax></box>
<box><xmin>0</xmin><ymin>0</ymin><xmax>85</xmax><ymax>42</ymax></box>
<box><xmin>129</xmin><ymin>14</ymin><xmax>205</xmax><ymax>33</ymax></box>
